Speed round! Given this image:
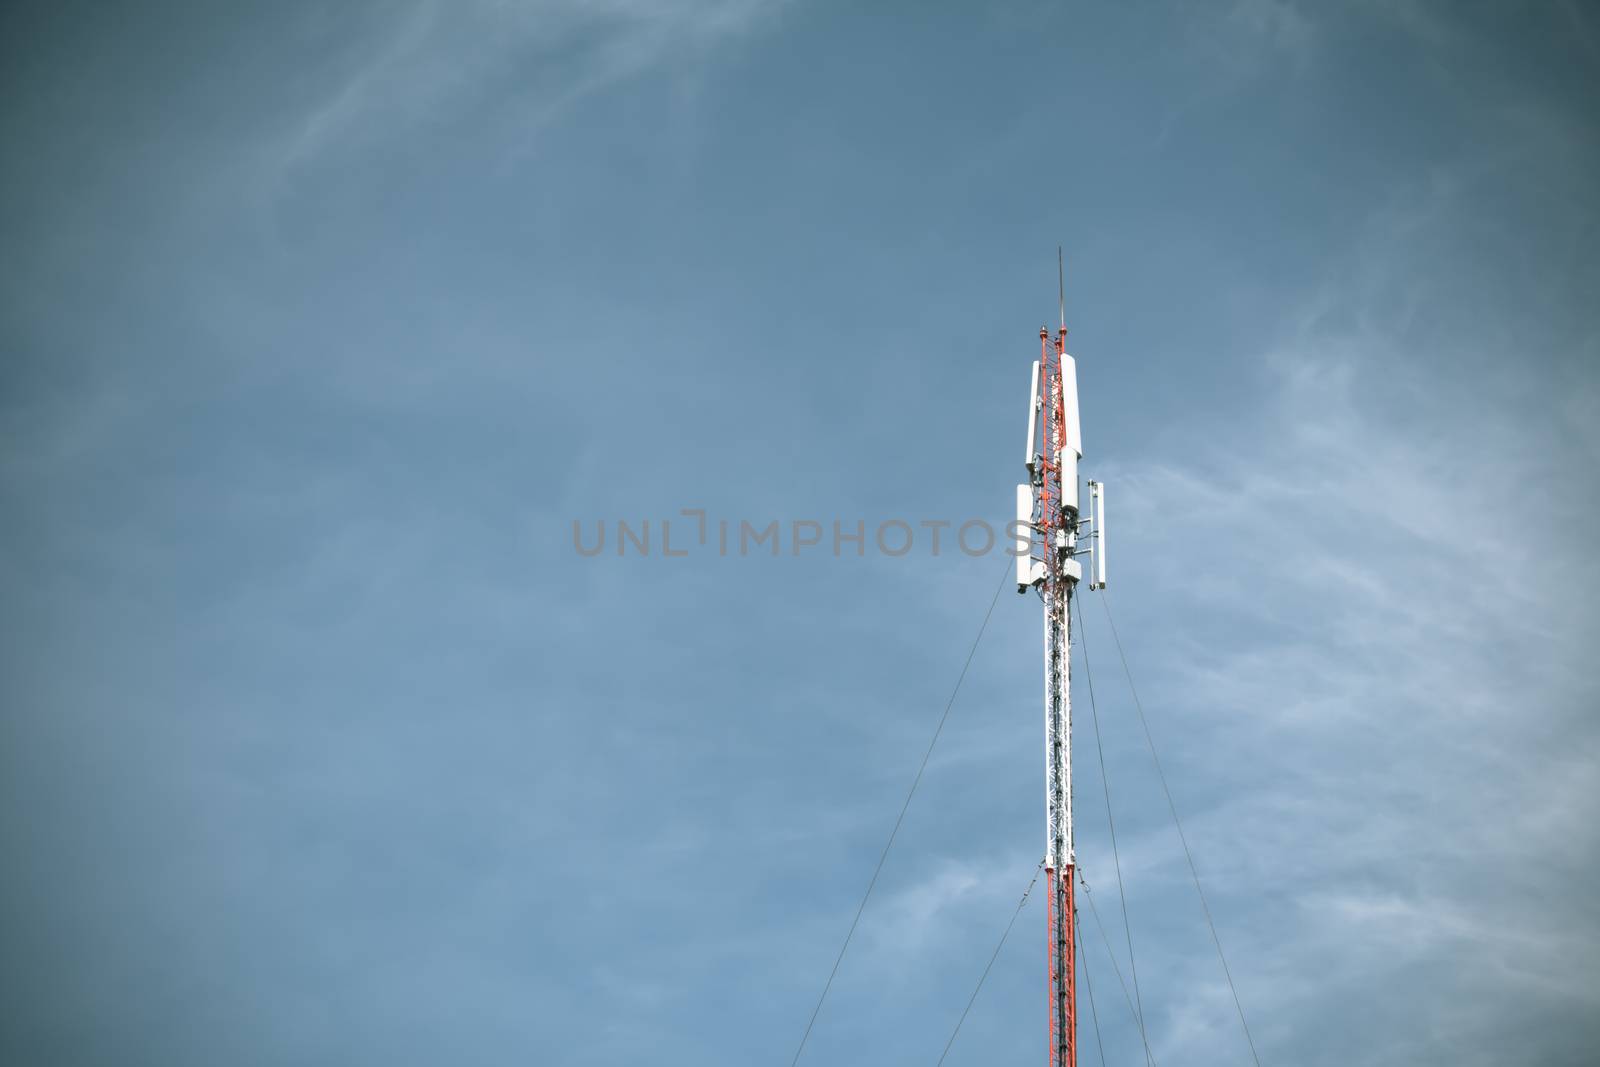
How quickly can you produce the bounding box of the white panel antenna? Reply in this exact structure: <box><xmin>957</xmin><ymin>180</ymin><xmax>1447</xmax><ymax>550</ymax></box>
<box><xmin>1057</xmin><ymin>354</ymin><xmax>1082</xmax><ymax>515</ymax></box>
<box><xmin>1025</xmin><ymin>360</ymin><xmax>1041</xmax><ymax>475</ymax></box>
<box><xmin>1058</xmin><ymin>353</ymin><xmax>1082</xmax><ymax>461</ymax></box>
<box><xmin>1088</xmin><ymin>480</ymin><xmax>1106</xmax><ymax>590</ymax></box>
<box><xmin>1017</xmin><ymin>483</ymin><xmax>1045</xmax><ymax>592</ymax></box>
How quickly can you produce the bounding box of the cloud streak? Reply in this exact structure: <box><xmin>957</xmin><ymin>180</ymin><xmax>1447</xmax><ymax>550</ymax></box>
<box><xmin>274</xmin><ymin>0</ymin><xmax>788</xmax><ymax>179</ymax></box>
<box><xmin>1083</xmin><ymin>216</ymin><xmax>1600</xmax><ymax>1064</ymax></box>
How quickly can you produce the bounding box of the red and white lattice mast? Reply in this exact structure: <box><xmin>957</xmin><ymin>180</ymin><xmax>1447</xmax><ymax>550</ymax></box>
<box><xmin>1017</xmin><ymin>262</ymin><xmax>1105</xmax><ymax>1067</ymax></box>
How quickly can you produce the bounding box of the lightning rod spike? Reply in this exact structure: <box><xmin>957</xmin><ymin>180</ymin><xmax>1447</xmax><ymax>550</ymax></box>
<box><xmin>1057</xmin><ymin>245</ymin><xmax>1065</xmax><ymax>334</ymax></box>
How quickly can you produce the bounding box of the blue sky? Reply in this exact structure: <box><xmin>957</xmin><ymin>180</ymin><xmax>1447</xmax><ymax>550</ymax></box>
<box><xmin>3</xmin><ymin>2</ymin><xmax>1598</xmax><ymax>1064</ymax></box>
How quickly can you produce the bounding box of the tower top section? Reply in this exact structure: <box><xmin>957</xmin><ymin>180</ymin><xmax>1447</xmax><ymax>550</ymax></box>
<box><xmin>1017</xmin><ymin>324</ymin><xmax>1089</xmax><ymax>593</ymax></box>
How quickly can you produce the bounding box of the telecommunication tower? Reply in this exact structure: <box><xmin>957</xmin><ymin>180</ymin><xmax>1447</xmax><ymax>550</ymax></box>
<box><xmin>1016</xmin><ymin>259</ymin><xmax>1105</xmax><ymax>1067</ymax></box>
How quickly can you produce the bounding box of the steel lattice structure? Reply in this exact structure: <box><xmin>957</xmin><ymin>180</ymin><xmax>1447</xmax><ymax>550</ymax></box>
<box><xmin>1019</xmin><ymin>313</ymin><xmax>1103</xmax><ymax>1067</ymax></box>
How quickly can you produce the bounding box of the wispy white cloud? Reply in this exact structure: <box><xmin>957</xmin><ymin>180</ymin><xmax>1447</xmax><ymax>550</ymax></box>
<box><xmin>1224</xmin><ymin>0</ymin><xmax>1315</xmax><ymax>59</ymax></box>
<box><xmin>274</xmin><ymin>0</ymin><xmax>788</xmax><ymax>178</ymax></box>
<box><xmin>1085</xmin><ymin>195</ymin><xmax>1600</xmax><ymax>1062</ymax></box>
